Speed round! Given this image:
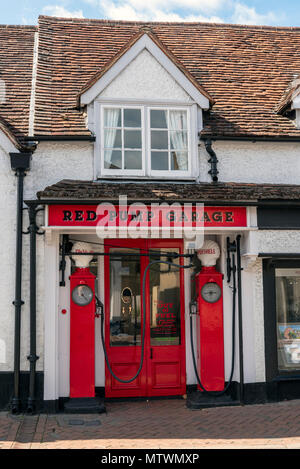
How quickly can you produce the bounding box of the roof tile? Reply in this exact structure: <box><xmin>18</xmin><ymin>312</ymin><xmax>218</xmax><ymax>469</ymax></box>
<box><xmin>33</xmin><ymin>16</ymin><xmax>300</xmax><ymax>138</ymax></box>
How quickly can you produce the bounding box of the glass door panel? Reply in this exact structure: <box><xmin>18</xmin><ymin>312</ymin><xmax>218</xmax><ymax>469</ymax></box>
<box><xmin>109</xmin><ymin>248</ymin><xmax>141</xmax><ymax>347</ymax></box>
<box><xmin>149</xmin><ymin>249</ymin><xmax>181</xmax><ymax>346</ymax></box>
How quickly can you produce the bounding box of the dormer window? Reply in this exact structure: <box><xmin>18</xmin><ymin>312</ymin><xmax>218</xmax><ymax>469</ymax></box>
<box><xmin>101</xmin><ymin>104</ymin><xmax>191</xmax><ymax>178</ymax></box>
<box><xmin>80</xmin><ymin>33</ymin><xmax>212</xmax><ymax>179</ymax></box>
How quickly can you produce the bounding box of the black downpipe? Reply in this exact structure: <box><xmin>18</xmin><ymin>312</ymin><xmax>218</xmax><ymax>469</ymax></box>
<box><xmin>26</xmin><ymin>206</ymin><xmax>40</xmax><ymax>413</ymax></box>
<box><xmin>11</xmin><ymin>169</ymin><xmax>25</xmax><ymax>413</ymax></box>
<box><xmin>204</xmin><ymin>138</ymin><xmax>219</xmax><ymax>182</ymax></box>
<box><xmin>236</xmin><ymin>234</ymin><xmax>244</xmax><ymax>404</ymax></box>
<box><xmin>10</xmin><ymin>153</ymin><xmax>31</xmax><ymax>414</ymax></box>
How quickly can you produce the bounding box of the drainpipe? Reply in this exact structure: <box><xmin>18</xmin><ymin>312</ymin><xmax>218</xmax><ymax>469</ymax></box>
<box><xmin>236</xmin><ymin>235</ymin><xmax>244</xmax><ymax>404</ymax></box>
<box><xmin>10</xmin><ymin>152</ymin><xmax>31</xmax><ymax>413</ymax></box>
<box><xmin>204</xmin><ymin>138</ymin><xmax>219</xmax><ymax>182</ymax></box>
<box><xmin>26</xmin><ymin>205</ymin><xmax>42</xmax><ymax>414</ymax></box>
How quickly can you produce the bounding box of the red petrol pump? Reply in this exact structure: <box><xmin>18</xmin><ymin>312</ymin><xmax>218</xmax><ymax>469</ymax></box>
<box><xmin>193</xmin><ymin>240</ymin><xmax>225</xmax><ymax>392</ymax></box>
<box><xmin>69</xmin><ymin>243</ymin><xmax>96</xmax><ymax>398</ymax></box>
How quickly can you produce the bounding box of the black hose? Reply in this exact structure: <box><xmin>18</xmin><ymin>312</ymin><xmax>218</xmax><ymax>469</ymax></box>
<box><xmin>189</xmin><ymin>252</ymin><xmax>237</xmax><ymax>396</ymax></box>
<box><xmin>100</xmin><ymin>259</ymin><xmax>193</xmax><ymax>384</ymax></box>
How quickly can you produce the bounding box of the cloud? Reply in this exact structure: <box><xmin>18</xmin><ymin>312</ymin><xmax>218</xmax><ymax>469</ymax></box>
<box><xmin>84</xmin><ymin>0</ymin><xmax>226</xmax><ymax>13</ymax></box>
<box><xmin>231</xmin><ymin>2</ymin><xmax>278</xmax><ymax>25</ymax></box>
<box><xmin>42</xmin><ymin>5</ymin><xmax>85</xmax><ymax>18</ymax></box>
<box><xmin>84</xmin><ymin>0</ymin><xmax>279</xmax><ymax>26</ymax></box>
<box><xmin>91</xmin><ymin>0</ymin><xmax>225</xmax><ymax>22</ymax></box>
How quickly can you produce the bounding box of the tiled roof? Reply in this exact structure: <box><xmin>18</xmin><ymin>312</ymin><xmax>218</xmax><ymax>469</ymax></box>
<box><xmin>37</xmin><ymin>179</ymin><xmax>300</xmax><ymax>201</ymax></box>
<box><xmin>32</xmin><ymin>16</ymin><xmax>300</xmax><ymax>139</ymax></box>
<box><xmin>3</xmin><ymin>17</ymin><xmax>300</xmax><ymax>142</ymax></box>
<box><xmin>0</xmin><ymin>25</ymin><xmax>36</xmax><ymax>146</ymax></box>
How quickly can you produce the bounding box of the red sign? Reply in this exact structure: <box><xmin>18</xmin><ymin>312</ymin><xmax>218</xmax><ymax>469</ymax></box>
<box><xmin>48</xmin><ymin>204</ymin><xmax>247</xmax><ymax>227</ymax></box>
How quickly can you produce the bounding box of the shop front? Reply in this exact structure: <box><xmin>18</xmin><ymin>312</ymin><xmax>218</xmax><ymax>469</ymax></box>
<box><xmin>33</xmin><ymin>195</ymin><xmax>254</xmax><ymax>412</ymax></box>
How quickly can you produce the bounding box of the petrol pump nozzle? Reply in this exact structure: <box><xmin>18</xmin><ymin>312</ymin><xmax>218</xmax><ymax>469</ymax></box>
<box><xmin>226</xmin><ymin>238</ymin><xmax>237</xmax><ymax>283</ymax></box>
<box><xmin>189</xmin><ymin>300</ymin><xmax>198</xmax><ymax>316</ymax></box>
<box><xmin>95</xmin><ymin>295</ymin><xmax>104</xmax><ymax>318</ymax></box>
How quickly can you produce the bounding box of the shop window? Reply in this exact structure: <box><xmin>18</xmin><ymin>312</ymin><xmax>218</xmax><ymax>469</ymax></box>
<box><xmin>101</xmin><ymin>105</ymin><xmax>191</xmax><ymax>178</ymax></box>
<box><xmin>276</xmin><ymin>268</ymin><xmax>300</xmax><ymax>371</ymax></box>
<box><xmin>263</xmin><ymin>260</ymin><xmax>300</xmax><ymax>381</ymax></box>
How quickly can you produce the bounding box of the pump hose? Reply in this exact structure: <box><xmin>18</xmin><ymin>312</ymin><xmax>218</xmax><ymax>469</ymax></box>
<box><xmin>189</xmin><ymin>252</ymin><xmax>237</xmax><ymax>396</ymax></box>
<box><xmin>100</xmin><ymin>259</ymin><xmax>194</xmax><ymax>384</ymax></box>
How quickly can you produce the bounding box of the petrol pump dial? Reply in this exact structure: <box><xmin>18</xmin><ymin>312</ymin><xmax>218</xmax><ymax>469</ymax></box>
<box><xmin>201</xmin><ymin>282</ymin><xmax>222</xmax><ymax>303</ymax></box>
<box><xmin>72</xmin><ymin>284</ymin><xmax>94</xmax><ymax>306</ymax></box>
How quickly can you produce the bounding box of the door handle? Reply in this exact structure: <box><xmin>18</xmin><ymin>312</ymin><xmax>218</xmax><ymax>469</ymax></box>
<box><xmin>150</xmin><ymin>348</ymin><xmax>153</xmax><ymax>359</ymax></box>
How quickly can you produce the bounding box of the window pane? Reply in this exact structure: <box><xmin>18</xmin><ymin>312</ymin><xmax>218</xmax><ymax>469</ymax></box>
<box><xmin>104</xmin><ymin>129</ymin><xmax>122</xmax><ymax>148</ymax></box>
<box><xmin>151</xmin><ymin>130</ymin><xmax>168</xmax><ymax>150</ymax></box>
<box><xmin>104</xmin><ymin>108</ymin><xmax>121</xmax><ymax>127</ymax></box>
<box><xmin>104</xmin><ymin>150</ymin><xmax>122</xmax><ymax>169</ymax></box>
<box><xmin>151</xmin><ymin>151</ymin><xmax>168</xmax><ymax>171</ymax></box>
<box><xmin>171</xmin><ymin>151</ymin><xmax>188</xmax><ymax>171</ymax></box>
<box><xmin>124</xmin><ymin>109</ymin><xmax>141</xmax><ymax>128</ymax></box>
<box><xmin>150</xmin><ymin>249</ymin><xmax>181</xmax><ymax>346</ymax></box>
<box><xmin>124</xmin><ymin>130</ymin><xmax>142</xmax><ymax>149</ymax></box>
<box><xmin>276</xmin><ymin>268</ymin><xmax>300</xmax><ymax>370</ymax></box>
<box><xmin>124</xmin><ymin>151</ymin><xmax>142</xmax><ymax>170</ymax></box>
<box><xmin>170</xmin><ymin>131</ymin><xmax>188</xmax><ymax>150</ymax></box>
<box><xmin>169</xmin><ymin>110</ymin><xmax>187</xmax><ymax>130</ymax></box>
<box><xmin>150</xmin><ymin>110</ymin><xmax>168</xmax><ymax>129</ymax></box>
<box><xmin>109</xmin><ymin>249</ymin><xmax>141</xmax><ymax>346</ymax></box>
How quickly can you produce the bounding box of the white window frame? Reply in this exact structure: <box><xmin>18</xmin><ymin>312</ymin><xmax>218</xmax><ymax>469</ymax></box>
<box><xmin>147</xmin><ymin>105</ymin><xmax>192</xmax><ymax>178</ymax></box>
<box><xmin>101</xmin><ymin>104</ymin><xmax>145</xmax><ymax>177</ymax></box>
<box><xmin>98</xmin><ymin>101</ymin><xmax>198</xmax><ymax>179</ymax></box>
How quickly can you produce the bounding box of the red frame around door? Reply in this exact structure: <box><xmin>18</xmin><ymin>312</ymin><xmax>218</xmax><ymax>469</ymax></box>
<box><xmin>104</xmin><ymin>239</ymin><xmax>186</xmax><ymax>398</ymax></box>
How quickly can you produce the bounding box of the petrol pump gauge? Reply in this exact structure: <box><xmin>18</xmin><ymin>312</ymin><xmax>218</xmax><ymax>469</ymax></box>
<box><xmin>72</xmin><ymin>284</ymin><xmax>94</xmax><ymax>306</ymax></box>
<box><xmin>201</xmin><ymin>282</ymin><xmax>222</xmax><ymax>303</ymax></box>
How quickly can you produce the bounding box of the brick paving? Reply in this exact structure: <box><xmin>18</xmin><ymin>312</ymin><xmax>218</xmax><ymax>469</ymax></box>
<box><xmin>1</xmin><ymin>399</ymin><xmax>300</xmax><ymax>449</ymax></box>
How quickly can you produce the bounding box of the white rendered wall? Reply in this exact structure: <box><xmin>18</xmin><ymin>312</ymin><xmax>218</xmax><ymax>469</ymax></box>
<box><xmin>0</xmin><ymin>141</ymin><xmax>94</xmax><ymax>374</ymax></box>
<box><xmin>0</xmin><ymin>143</ymin><xmax>20</xmax><ymax>371</ymax></box>
<box><xmin>99</xmin><ymin>49</ymin><xmax>192</xmax><ymax>102</ymax></box>
<box><xmin>199</xmin><ymin>140</ymin><xmax>300</xmax><ymax>184</ymax></box>
<box><xmin>0</xmin><ymin>143</ymin><xmax>46</xmax><ymax>373</ymax></box>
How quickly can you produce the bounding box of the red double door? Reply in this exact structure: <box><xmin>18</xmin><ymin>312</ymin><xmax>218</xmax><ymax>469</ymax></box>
<box><xmin>104</xmin><ymin>239</ymin><xmax>186</xmax><ymax>398</ymax></box>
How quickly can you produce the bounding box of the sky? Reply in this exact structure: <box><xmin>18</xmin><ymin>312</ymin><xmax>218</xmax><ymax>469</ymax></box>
<box><xmin>2</xmin><ymin>0</ymin><xmax>300</xmax><ymax>27</ymax></box>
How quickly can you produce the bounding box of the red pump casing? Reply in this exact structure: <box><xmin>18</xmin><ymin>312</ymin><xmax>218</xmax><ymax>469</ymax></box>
<box><xmin>69</xmin><ymin>268</ymin><xmax>96</xmax><ymax>398</ymax></box>
<box><xmin>195</xmin><ymin>266</ymin><xmax>225</xmax><ymax>391</ymax></box>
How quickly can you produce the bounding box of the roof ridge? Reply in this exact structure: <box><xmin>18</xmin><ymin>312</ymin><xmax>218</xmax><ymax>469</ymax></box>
<box><xmin>38</xmin><ymin>15</ymin><xmax>300</xmax><ymax>32</ymax></box>
<box><xmin>0</xmin><ymin>24</ymin><xmax>37</xmax><ymax>29</ymax></box>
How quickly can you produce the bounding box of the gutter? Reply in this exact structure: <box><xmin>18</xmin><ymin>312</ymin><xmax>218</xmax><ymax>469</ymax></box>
<box><xmin>200</xmin><ymin>135</ymin><xmax>300</xmax><ymax>142</ymax></box>
<box><xmin>24</xmin><ymin>135</ymin><xmax>96</xmax><ymax>142</ymax></box>
<box><xmin>25</xmin><ymin>199</ymin><xmax>300</xmax><ymax>207</ymax></box>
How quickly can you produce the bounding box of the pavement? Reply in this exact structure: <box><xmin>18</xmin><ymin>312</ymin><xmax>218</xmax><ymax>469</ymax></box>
<box><xmin>1</xmin><ymin>398</ymin><xmax>300</xmax><ymax>449</ymax></box>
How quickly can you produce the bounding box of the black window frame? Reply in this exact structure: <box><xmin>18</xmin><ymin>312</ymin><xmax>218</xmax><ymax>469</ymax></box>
<box><xmin>263</xmin><ymin>258</ymin><xmax>300</xmax><ymax>382</ymax></box>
